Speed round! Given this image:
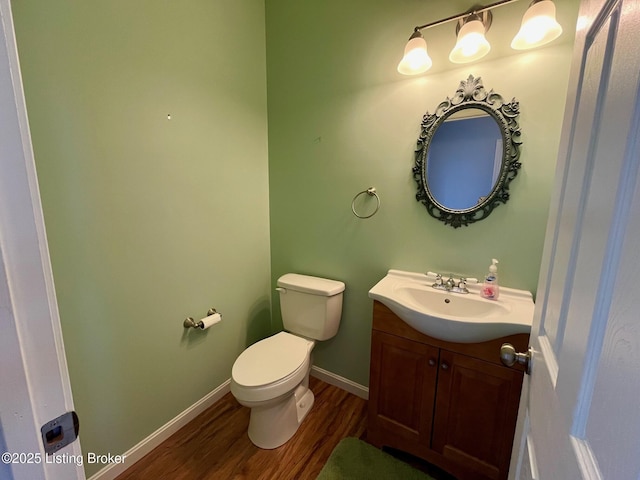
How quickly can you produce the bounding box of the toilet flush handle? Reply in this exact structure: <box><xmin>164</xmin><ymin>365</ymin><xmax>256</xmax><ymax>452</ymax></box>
<box><xmin>276</xmin><ymin>287</ymin><xmax>287</xmax><ymax>294</ymax></box>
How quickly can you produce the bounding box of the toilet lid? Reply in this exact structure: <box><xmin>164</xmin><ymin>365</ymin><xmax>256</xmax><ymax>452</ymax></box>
<box><xmin>232</xmin><ymin>332</ymin><xmax>312</xmax><ymax>387</ymax></box>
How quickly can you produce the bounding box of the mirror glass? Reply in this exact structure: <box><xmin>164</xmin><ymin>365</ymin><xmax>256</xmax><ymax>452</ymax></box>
<box><xmin>427</xmin><ymin>109</ymin><xmax>503</xmax><ymax>210</ymax></box>
<box><xmin>413</xmin><ymin>75</ymin><xmax>522</xmax><ymax>228</ymax></box>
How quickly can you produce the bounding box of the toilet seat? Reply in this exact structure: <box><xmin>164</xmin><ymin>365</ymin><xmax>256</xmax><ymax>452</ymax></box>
<box><xmin>231</xmin><ymin>332</ymin><xmax>314</xmax><ymax>403</ymax></box>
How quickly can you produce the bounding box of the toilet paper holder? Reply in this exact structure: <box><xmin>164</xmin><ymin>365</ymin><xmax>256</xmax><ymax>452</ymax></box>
<box><xmin>183</xmin><ymin>308</ymin><xmax>219</xmax><ymax>329</ymax></box>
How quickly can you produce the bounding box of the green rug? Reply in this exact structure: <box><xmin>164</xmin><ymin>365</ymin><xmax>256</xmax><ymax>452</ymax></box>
<box><xmin>316</xmin><ymin>438</ymin><xmax>434</xmax><ymax>480</ymax></box>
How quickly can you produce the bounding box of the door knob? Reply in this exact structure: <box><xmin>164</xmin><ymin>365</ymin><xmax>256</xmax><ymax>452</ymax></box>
<box><xmin>500</xmin><ymin>343</ymin><xmax>532</xmax><ymax>375</ymax></box>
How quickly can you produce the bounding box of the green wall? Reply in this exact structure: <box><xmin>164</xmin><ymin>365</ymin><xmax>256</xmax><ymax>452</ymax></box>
<box><xmin>12</xmin><ymin>1</ymin><xmax>270</xmax><ymax>476</ymax></box>
<box><xmin>11</xmin><ymin>0</ymin><xmax>579</xmax><ymax>475</ymax></box>
<box><xmin>265</xmin><ymin>0</ymin><xmax>577</xmax><ymax>385</ymax></box>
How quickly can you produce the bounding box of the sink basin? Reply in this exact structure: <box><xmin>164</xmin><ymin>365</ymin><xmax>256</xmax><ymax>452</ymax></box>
<box><xmin>369</xmin><ymin>269</ymin><xmax>534</xmax><ymax>343</ymax></box>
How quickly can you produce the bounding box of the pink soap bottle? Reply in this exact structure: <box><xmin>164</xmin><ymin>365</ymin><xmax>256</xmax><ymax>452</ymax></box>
<box><xmin>481</xmin><ymin>259</ymin><xmax>500</xmax><ymax>300</ymax></box>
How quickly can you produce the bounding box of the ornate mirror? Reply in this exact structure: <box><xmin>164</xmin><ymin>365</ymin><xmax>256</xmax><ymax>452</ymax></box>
<box><xmin>413</xmin><ymin>75</ymin><xmax>522</xmax><ymax>228</ymax></box>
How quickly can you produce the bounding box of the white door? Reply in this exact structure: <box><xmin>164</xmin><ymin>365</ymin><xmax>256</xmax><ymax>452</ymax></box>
<box><xmin>0</xmin><ymin>1</ymin><xmax>84</xmax><ymax>479</ymax></box>
<box><xmin>509</xmin><ymin>0</ymin><xmax>640</xmax><ymax>478</ymax></box>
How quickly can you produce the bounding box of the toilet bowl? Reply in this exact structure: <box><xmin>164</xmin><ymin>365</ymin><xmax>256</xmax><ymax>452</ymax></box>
<box><xmin>231</xmin><ymin>332</ymin><xmax>315</xmax><ymax>449</ymax></box>
<box><xmin>230</xmin><ymin>273</ymin><xmax>345</xmax><ymax>449</ymax></box>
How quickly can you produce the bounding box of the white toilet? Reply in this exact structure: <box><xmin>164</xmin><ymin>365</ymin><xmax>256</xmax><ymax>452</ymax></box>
<box><xmin>230</xmin><ymin>273</ymin><xmax>345</xmax><ymax>449</ymax></box>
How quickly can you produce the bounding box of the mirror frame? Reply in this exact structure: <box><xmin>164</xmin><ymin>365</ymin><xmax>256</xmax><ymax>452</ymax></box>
<box><xmin>412</xmin><ymin>75</ymin><xmax>522</xmax><ymax>228</ymax></box>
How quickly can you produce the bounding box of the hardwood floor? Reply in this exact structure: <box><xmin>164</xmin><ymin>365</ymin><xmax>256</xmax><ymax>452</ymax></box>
<box><xmin>115</xmin><ymin>376</ymin><xmax>367</xmax><ymax>480</ymax></box>
<box><xmin>115</xmin><ymin>376</ymin><xmax>456</xmax><ymax>480</ymax></box>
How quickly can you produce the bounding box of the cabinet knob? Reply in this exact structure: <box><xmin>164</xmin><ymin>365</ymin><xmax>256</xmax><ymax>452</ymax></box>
<box><xmin>428</xmin><ymin>359</ymin><xmax>436</xmax><ymax>367</ymax></box>
<box><xmin>441</xmin><ymin>362</ymin><xmax>449</xmax><ymax>370</ymax></box>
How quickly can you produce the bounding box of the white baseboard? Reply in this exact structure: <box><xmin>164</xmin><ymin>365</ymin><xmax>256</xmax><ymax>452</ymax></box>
<box><xmin>310</xmin><ymin>365</ymin><xmax>369</xmax><ymax>400</ymax></box>
<box><xmin>88</xmin><ymin>380</ymin><xmax>231</xmax><ymax>480</ymax></box>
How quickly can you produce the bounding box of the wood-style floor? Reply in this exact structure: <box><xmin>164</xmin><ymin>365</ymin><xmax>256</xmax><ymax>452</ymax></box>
<box><xmin>115</xmin><ymin>376</ymin><xmax>455</xmax><ymax>480</ymax></box>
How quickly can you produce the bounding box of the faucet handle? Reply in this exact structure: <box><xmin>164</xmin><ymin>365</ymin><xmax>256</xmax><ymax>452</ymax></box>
<box><xmin>456</xmin><ymin>277</ymin><xmax>469</xmax><ymax>294</ymax></box>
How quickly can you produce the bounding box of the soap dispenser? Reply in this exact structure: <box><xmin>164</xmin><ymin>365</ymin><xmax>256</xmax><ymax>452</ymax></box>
<box><xmin>481</xmin><ymin>259</ymin><xmax>500</xmax><ymax>300</ymax></box>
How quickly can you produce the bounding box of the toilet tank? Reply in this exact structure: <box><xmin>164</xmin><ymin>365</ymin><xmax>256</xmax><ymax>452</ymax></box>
<box><xmin>277</xmin><ymin>273</ymin><xmax>345</xmax><ymax>341</ymax></box>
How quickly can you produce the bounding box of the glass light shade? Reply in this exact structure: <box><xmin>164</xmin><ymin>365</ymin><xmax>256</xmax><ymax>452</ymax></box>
<box><xmin>511</xmin><ymin>0</ymin><xmax>563</xmax><ymax>50</ymax></box>
<box><xmin>449</xmin><ymin>19</ymin><xmax>491</xmax><ymax>64</ymax></box>
<box><xmin>397</xmin><ymin>35</ymin><xmax>433</xmax><ymax>75</ymax></box>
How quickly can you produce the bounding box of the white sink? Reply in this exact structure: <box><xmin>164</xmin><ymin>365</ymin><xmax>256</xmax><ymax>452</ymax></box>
<box><xmin>369</xmin><ymin>269</ymin><xmax>534</xmax><ymax>343</ymax></box>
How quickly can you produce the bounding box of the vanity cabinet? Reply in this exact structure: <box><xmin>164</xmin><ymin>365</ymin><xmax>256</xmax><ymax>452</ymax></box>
<box><xmin>368</xmin><ymin>301</ymin><xmax>529</xmax><ymax>480</ymax></box>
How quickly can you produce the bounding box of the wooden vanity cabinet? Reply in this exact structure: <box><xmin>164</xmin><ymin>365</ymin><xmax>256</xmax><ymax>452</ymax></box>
<box><xmin>367</xmin><ymin>301</ymin><xmax>529</xmax><ymax>480</ymax></box>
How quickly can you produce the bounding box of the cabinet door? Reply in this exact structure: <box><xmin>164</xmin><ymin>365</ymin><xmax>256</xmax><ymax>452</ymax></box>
<box><xmin>432</xmin><ymin>350</ymin><xmax>523</xmax><ymax>480</ymax></box>
<box><xmin>368</xmin><ymin>330</ymin><xmax>439</xmax><ymax>451</ymax></box>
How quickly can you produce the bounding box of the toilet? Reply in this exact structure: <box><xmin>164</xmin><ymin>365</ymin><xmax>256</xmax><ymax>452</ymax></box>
<box><xmin>230</xmin><ymin>273</ymin><xmax>345</xmax><ymax>449</ymax></box>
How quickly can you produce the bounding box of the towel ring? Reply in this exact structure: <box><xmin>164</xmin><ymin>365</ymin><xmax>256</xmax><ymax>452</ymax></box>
<box><xmin>351</xmin><ymin>187</ymin><xmax>380</xmax><ymax>219</ymax></box>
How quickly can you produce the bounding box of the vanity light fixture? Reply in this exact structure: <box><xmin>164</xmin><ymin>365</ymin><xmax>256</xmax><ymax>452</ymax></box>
<box><xmin>397</xmin><ymin>0</ymin><xmax>563</xmax><ymax>75</ymax></box>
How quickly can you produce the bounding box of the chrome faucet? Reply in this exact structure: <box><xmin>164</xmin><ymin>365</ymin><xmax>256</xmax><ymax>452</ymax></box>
<box><xmin>445</xmin><ymin>276</ymin><xmax>456</xmax><ymax>291</ymax></box>
<box><xmin>430</xmin><ymin>273</ymin><xmax>469</xmax><ymax>294</ymax></box>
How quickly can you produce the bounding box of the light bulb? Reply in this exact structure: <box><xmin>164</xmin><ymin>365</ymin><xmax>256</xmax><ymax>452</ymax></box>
<box><xmin>449</xmin><ymin>18</ymin><xmax>491</xmax><ymax>64</ymax></box>
<box><xmin>511</xmin><ymin>0</ymin><xmax>562</xmax><ymax>50</ymax></box>
<box><xmin>397</xmin><ymin>33</ymin><xmax>433</xmax><ymax>75</ymax></box>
